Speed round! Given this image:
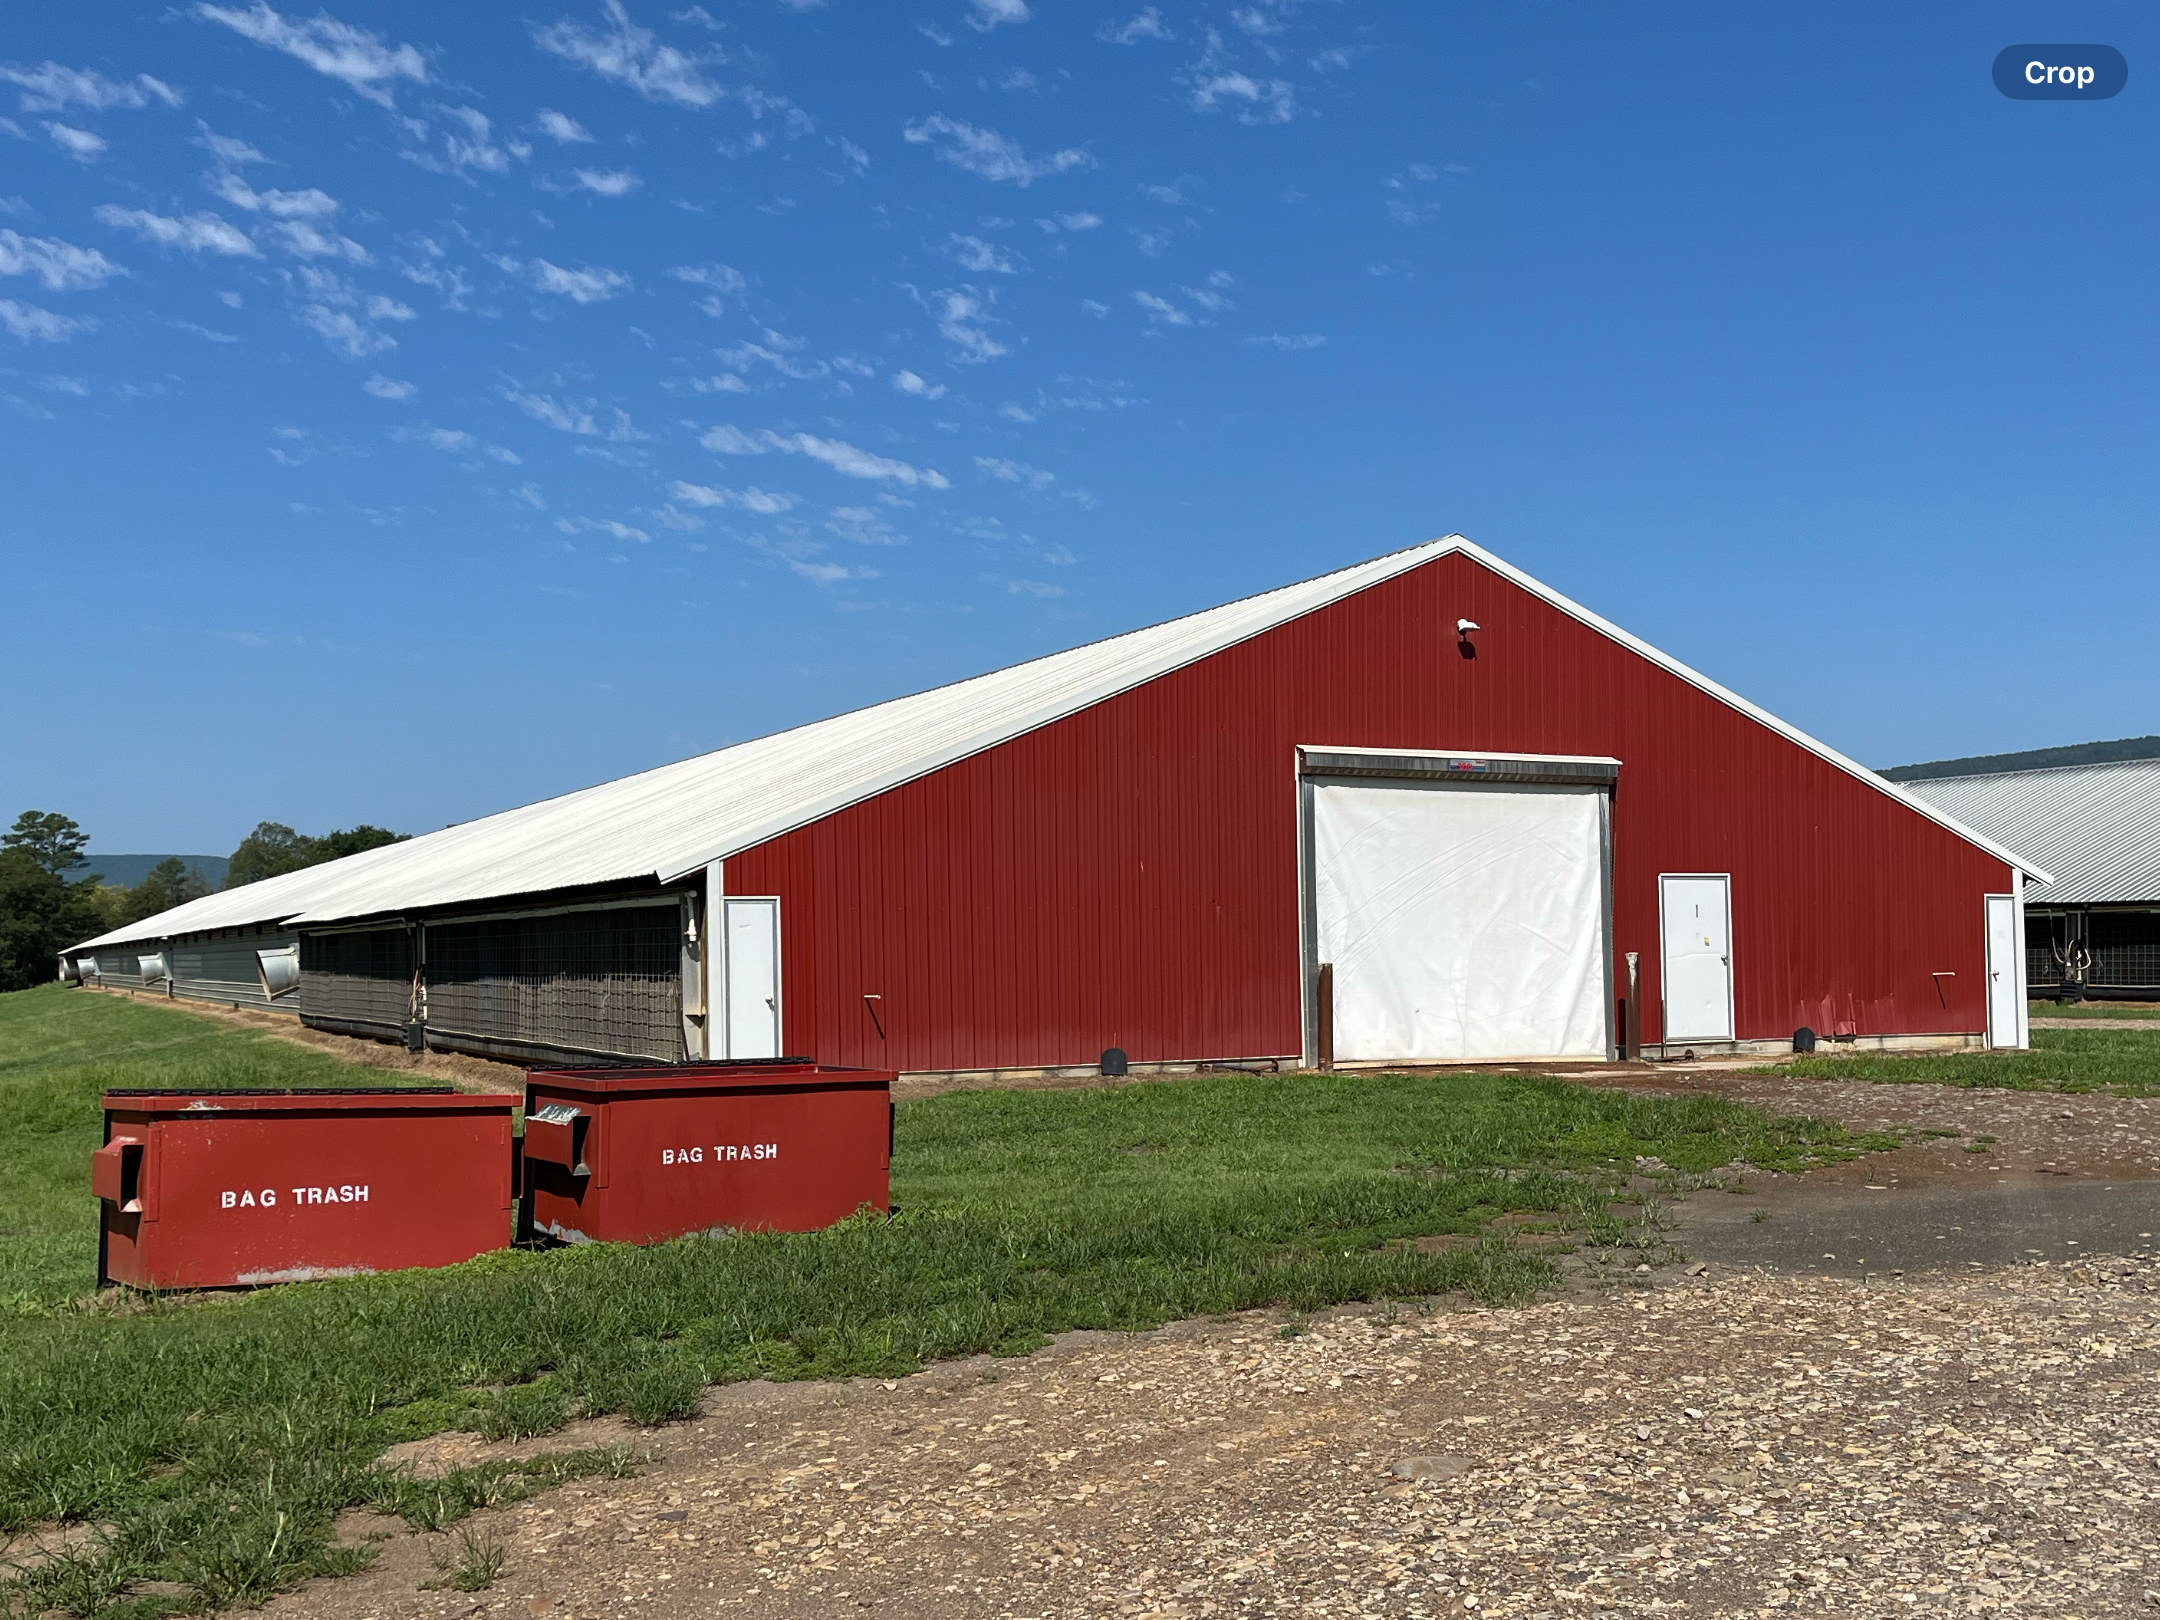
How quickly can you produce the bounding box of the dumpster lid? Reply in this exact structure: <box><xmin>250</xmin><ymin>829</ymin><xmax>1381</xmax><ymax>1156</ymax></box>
<box><xmin>102</xmin><ymin>1088</ymin><xmax>523</xmax><ymax>1115</ymax></box>
<box><xmin>527</xmin><ymin>1061</ymin><xmax>892</xmax><ymax>1096</ymax></box>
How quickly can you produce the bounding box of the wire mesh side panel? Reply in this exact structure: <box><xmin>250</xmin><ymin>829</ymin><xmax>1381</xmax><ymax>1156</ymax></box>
<box><xmin>425</xmin><ymin>905</ymin><xmax>682</xmax><ymax>1062</ymax></box>
<box><xmin>2092</xmin><ymin>912</ymin><xmax>2160</xmax><ymax>991</ymax></box>
<box><xmin>2025</xmin><ymin>913</ymin><xmax>2064</xmax><ymax>993</ymax></box>
<box><xmin>299</xmin><ymin>929</ymin><xmax>414</xmax><ymax>1034</ymax></box>
<box><xmin>170</xmin><ymin>932</ymin><xmax>299</xmax><ymax>1010</ymax></box>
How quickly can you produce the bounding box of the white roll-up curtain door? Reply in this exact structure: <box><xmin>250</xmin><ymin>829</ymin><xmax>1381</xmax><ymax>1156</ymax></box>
<box><xmin>1313</xmin><ymin>782</ymin><xmax>1609</xmax><ymax>1061</ymax></box>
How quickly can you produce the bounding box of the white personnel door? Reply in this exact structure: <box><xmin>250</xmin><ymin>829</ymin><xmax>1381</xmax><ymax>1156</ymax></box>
<box><xmin>1311</xmin><ymin>782</ymin><xmax>1610</xmax><ymax>1062</ymax></box>
<box><xmin>1984</xmin><ymin>893</ymin><xmax>2023</xmax><ymax>1050</ymax></box>
<box><xmin>723</xmin><ymin>897</ymin><xmax>780</xmax><ymax>1060</ymax></box>
<box><xmin>1659</xmin><ymin>875</ymin><xmax>1733</xmax><ymax>1042</ymax></box>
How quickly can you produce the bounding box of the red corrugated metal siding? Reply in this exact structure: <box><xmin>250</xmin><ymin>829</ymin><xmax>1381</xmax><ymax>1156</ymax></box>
<box><xmin>724</xmin><ymin>552</ymin><xmax>2011</xmax><ymax>1070</ymax></box>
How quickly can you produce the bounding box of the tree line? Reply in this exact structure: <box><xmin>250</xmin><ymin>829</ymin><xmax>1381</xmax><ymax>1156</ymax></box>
<box><xmin>0</xmin><ymin>811</ymin><xmax>404</xmax><ymax>993</ymax></box>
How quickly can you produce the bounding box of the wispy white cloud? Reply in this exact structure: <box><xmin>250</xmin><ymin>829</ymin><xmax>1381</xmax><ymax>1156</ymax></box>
<box><xmin>572</xmin><ymin>167</ymin><xmax>640</xmax><ymax>196</ymax></box>
<box><xmin>892</xmin><ymin>369</ymin><xmax>946</xmax><ymax>400</ymax></box>
<box><xmin>299</xmin><ymin>303</ymin><xmax>393</xmax><ymax>357</ymax></box>
<box><xmin>0</xmin><ymin>228</ymin><xmax>123</xmax><ymax>290</ymax></box>
<box><xmin>1182</xmin><ymin>269</ymin><xmax>1235</xmax><ymax>311</ymax></box>
<box><xmin>268</xmin><ymin>219</ymin><xmax>369</xmax><ymax>261</ymax></box>
<box><xmin>506</xmin><ymin>388</ymin><xmax>642</xmax><ymax>438</ymax></box>
<box><xmin>533</xmin><ymin>0</ymin><xmax>726</xmax><ymax>110</ymax></box>
<box><xmin>967</xmin><ymin>0</ymin><xmax>1030</xmax><ymax>29</ymax></box>
<box><xmin>701</xmin><ymin>424</ymin><xmax>950</xmax><ymax>489</ymax></box>
<box><xmin>440</xmin><ymin>105</ymin><xmax>509</xmax><ymax>173</ymax></box>
<box><xmin>1080</xmin><ymin>298</ymin><xmax>1109</xmax><ymax>317</ymax></box>
<box><xmin>975</xmin><ymin>455</ymin><xmax>1053</xmax><ymax>489</ymax></box>
<box><xmin>902</xmin><ymin>113</ymin><xmax>1088</xmax><ymax>186</ymax></box>
<box><xmin>826</xmin><ymin>504</ymin><xmax>904</xmax><ymax>544</ymax></box>
<box><xmin>532</xmin><ymin>259</ymin><xmax>631</xmax><ymax>302</ymax></box>
<box><xmin>1004</xmin><ymin>577</ymin><xmax>1063</xmax><ymax>597</ymax></box>
<box><xmin>95</xmin><ymin>205</ymin><xmax>258</xmax><ymax>256</ymax></box>
<box><xmin>1190</xmin><ymin>68</ymin><xmax>1296</xmax><ymax>122</ymax></box>
<box><xmin>931</xmin><ymin>287</ymin><xmax>1005</xmax><ymax>362</ymax></box>
<box><xmin>668</xmin><ymin>259</ymin><xmax>744</xmax><ymax>314</ymax></box>
<box><xmin>1383</xmin><ymin>162</ymin><xmax>1451</xmax><ymax>225</ymax></box>
<box><xmin>788</xmin><ymin>559</ymin><xmax>877</xmax><ymax>584</ymax></box>
<box><xmin>558</xmin><ymin>514</ymin><xmax>651</xmax><ymax>541</ymax></box>
<box><xmin>44</xmin><ymin>123</ymin><xmax>106</xmax><ymax>161</ymax></box>
<box><xmin>362</xmin><ymin>372</ymin><xmax>415</xmax><ymax>398</ymax></box>
<box><xmin>1099</xmin><ymin>8</ymin><xmax>1170</xmax><ymax>44</ymax></box>
<box><xmin>194</xmin><ymin>2</ymin><xmax>429</xmax><ymax>108</ymax></box>
<box><xmin>1132</xmin><ymin>289</ymin><xmax>1189</xmax><ymax>326</ymax></box>
<box><xmin>535</xmin><ymin>108</ymin><xmax>593</xmax><ymax>143</ymax></box>
<box><xmin>209</xmin><ymin>169</ymin><xmax>339</xmax><ymax>219</ymax></box>
<box><xmin>1036</xmin><ymin>211</ymin><xmax>1101</xmax><ymax>233</ymax></box>
<box><xmin>2</xmin><ymin>62</ymin><xmax>182</xmax><ymax>113</ymax></box>
<box><xmin>0</xmin><ymin>298</ymin><xmax>90</xmax><ymax>342</ymax></box>
<box><xmin>196</xmin><ymin>125</ymin><xmax>265</xmax><ymax>165</ymax></box>
<box><xmin>670</xmin><ymin>479</ymin><xmax>796</xmax><ymax>513</ymax></box>
<box><xmin>948</xmin><ymin>233</ymin><xmax>1019</xmax><ymax>274</ymax></box>
<box><xmin>1187</xmin><ymin>30</ymin><xmax>1297</xmax><ymax>124</ymax></box>
<box><xmin>1245</xmin><ymin>331</ymin><xmax>1325</xmax><ymax>350</ymax></box>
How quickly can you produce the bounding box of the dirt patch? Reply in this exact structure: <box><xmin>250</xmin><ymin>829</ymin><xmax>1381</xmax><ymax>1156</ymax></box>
<box><xmin>80</xmin><ymin>985</ymin><xmax>524</xmax><ymax>1093</ymax></box>
<box><xmin>1569</xmin><ymin>1063</ymin><xmax>2160</xmax><ymax>1183</ymax></box>
<box><xmin>380</xmin><ymin>1417</ymin><xmax>647</xmax><ymax>1482</ymax></box>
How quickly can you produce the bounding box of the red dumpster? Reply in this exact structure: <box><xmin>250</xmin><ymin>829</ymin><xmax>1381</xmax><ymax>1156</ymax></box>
<box><xmin>96</xmin><ymin>1088</ymin><xmax>521</xmax><ymax>1290</ymax></box>
<box><xmin>521</xmin><ymin>1061</ymin><xmax>894</xmax><ymax>1245</ymax></box>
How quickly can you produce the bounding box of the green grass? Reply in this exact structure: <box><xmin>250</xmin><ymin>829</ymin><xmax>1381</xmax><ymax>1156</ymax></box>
<box><xmin>0</xmin><ymin>981</ymin><xmax>1890</xmax><ymax>1615</ymax></box>
<box><xmin>1763</xmin><ymin>1025</ymin><xmax>2160</xmax><ymax>1095</ymax></box>
<box><xmin>2029</xmin><ymin>999</ymin><xmax>2160</xmax><ymax>1021</ymax></box>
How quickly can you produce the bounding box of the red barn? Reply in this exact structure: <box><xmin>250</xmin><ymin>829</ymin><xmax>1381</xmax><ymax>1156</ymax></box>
<box><xmin>67</xmin><ymin>539</ymin><xmax>2043</xmax><ymax>1074</ymax></box>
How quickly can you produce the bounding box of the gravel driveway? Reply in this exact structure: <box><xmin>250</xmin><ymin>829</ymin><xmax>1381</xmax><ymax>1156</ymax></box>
<box><xmin>278</xmin><ymin>1261</ymin><xmax>2160</xmax><ymax>1619</ymax></box>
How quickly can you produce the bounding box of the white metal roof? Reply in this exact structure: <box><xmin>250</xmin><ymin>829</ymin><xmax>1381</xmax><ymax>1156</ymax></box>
<box><xmin>1906</xmin><ymin>759</ymin><xmax>2160</xmax><ymax>906</ymax></box>
<box><xmin>69</xmin><ymin>536</ymin><xmax>2044</xmax><ymax>953</ymax></box>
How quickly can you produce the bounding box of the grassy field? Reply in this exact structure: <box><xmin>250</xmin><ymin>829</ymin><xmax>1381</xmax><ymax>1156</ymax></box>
<box><xmin>0</xmin><ymin>982</ymin><xmax>1888</xmax><ymax>1616</ymax></box>
<box><xmin>1767</xmin><ymin>1025</ymin><xmax>2160</xmax><ymax>1095</ymax></box>
<box><xmin>2029</xmin><ymin>1000</ymin><xmax>2160</xmax><ymax>1021</ymax></box>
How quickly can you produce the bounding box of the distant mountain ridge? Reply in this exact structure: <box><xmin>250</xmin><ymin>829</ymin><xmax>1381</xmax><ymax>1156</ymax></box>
<box><xmin>1883</xmin><ymin>735</ymin><xmax>2160</xmax><ymax>783</ymax></box>
<box><xmin>66</xmin><ymin>854</ymin><xmax>229</xmax><ymax>890</ymax></box>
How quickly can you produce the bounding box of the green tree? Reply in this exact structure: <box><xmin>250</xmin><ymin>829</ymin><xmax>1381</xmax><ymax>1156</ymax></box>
<box><xmin>0</xmin><ymin>846</ymin><xmax>108</xmax><ymax>992</ymax></box>
<box><xmin>119</xmin><ymin>857</ymin><xmax>213</xmax><ymax>927</ymax></box>
<box><xmin>225</xmin><ymin>822</ymin><xmax>317</xmax><ymax>887</ymax></box>
<box><xmin>2</xmin><ymin>810</ymin><xmax>89</xmax><ymax>876</ymax></box>
<box><xmin>227</xmin><ymin>821</ymin><xmax>408</xmax><ymax>886</ymax></box>
<box><xmin>316</xmin><ymin>824</ymin><xmax>405</xmax><ymax>862</ymax></box>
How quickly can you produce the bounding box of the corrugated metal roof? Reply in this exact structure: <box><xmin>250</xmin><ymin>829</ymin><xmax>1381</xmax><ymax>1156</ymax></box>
<box><xmin>69</xmin><ymin>536</ymin><xmax>2044</xmax><ymax>953</ymax></box>
<box><xmin>1906</xmin><ymin>760</ymin><xmax>2160</xmax><ymax>906</ymax></box>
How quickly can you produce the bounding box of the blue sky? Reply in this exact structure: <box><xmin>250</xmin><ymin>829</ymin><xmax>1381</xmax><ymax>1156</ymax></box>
<box><xmin>2</xmin><ymin>3</ymin><xmax>2153</xmax><ymax>854</ymax></box>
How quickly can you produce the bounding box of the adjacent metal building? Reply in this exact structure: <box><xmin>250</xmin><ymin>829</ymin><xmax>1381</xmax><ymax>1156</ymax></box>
<box><xmin>66</xmin><ymin>538</ymin><xmax>2045</xmax><ymax>1071</ymax></box>
<box><xmin>1905</xmin><ymin>759</ymin><xmax>2160</xmax><ymax>1000</ymax></box>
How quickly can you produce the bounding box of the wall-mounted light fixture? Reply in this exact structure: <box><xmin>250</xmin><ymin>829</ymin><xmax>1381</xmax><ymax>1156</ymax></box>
<box><xmin>1455</xmin><ymin>618</ymin><xmax>1479</xmax><ymax>660</ymax></box>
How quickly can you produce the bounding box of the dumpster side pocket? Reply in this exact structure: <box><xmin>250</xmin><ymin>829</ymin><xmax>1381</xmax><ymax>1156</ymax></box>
<box><xmin>92</xmin><ymin>1136</ymin><xmax>146</xmax><ymax>1214</ymax></box>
